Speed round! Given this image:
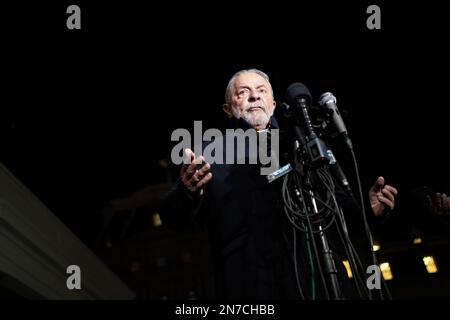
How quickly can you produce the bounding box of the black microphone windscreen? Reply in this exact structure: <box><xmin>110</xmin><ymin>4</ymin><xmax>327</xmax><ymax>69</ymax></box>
<box><xmin>285</xmin><ymin>82</ymin><xmax>312</xmax><ymax>106</ymax></box>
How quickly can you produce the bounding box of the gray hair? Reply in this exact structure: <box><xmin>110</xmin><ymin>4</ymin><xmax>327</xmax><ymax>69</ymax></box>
<box><xmin>225</xmin><ymin>69</ymin><xmax>274</xmax><ymax>105</ymax></box>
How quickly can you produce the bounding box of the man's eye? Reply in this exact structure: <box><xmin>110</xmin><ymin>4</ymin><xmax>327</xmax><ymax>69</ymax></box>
<box><xmin>259</xmin><ymin>88</ymin><xmax>266</xmax><ymax>93</ymax></box>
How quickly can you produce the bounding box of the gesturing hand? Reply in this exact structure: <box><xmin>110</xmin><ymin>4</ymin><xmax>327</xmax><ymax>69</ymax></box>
<box><xmin>368</xmin><ymin>176</ymin><xmax>398</xmax><ymax>217</ymax></box>
<box><xmin>180</xmin><ymin>148</ymin><xmax>213</xmax><ymax>196</ymax></box>
<box><xmin>425</xmin><ymin>192</ymin><xmax>450</xmax><ymax>216</ymax></box>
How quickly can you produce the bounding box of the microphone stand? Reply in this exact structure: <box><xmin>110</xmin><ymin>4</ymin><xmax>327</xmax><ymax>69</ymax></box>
<box><xmin>306</xmin><ymin>182</ymin><xmax>343</xmax><ymax>300</ymax></box>
<box><xmin>289</xmin><ymin>104</ymin><xmax>344</xmax><ymax>300</ymax></box>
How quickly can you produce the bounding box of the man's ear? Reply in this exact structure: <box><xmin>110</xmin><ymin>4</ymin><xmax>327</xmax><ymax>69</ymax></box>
<box><xmin>223</xmin><ymin>104</ymin><xmax>233</xmax><ymax>118</ymax></box>
<box><xmin>269</xmin><ymin>100</ymin><xmax>277</xmax><ymax>115</ymax></box>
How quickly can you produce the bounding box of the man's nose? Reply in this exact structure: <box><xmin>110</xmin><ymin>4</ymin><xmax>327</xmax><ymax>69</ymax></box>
<box><xmin>248</xmin><ymin>90</ymin><xmax>261</xmax><ymax>101</ymax></box>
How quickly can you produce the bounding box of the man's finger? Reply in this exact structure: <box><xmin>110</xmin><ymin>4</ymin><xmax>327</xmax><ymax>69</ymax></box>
<box><xmin>181</xmin><ymin>149</ymin><xmax>196</xmax><ymax>177</ymax></box>
<box><xmin>185</xmin><ymin>159</ymin><xmax>202</xmax><ymax>176</ymax></box>
<box><xmin>189</xmin><ymin>161</ymin><xmax>211</xmax><ymax>185</ymax></box>
<box><xmin>382</xmin><ymin>188</ymin><xmax>395</xmax><ymax>202</ymax></box>
<box><xmin>185</xmin><ymin>155</ymin><xmax>204</xmax><ymax>176</ymax></box>
<box><xmin>183</xmin><ymin>148</ymin><xmax>196</xmax><ymax>164</ymax></box>
<box><xmin>190</xmin><ymin>172</ymin><xmax>200</xmax><ymax>183</ymax></box>
<box><xmin>384</xmin><ymin>185</ymin><xmax>398</xmax><ymax>195</ymax></box>
<box><xmin>193</xmin><ymin>155</ymin><xmax>205</xmax><ymax>165</ymax></box>
<box><xmin>371</xmin><ymin>176</ymin><xmax>385</xmax><ymax>192</ymax></box>
<box><xmin>197</xmin><ymin>162</ymin><xmax>211</xmax><ymax>176</ymax></box>
<box><xmin>378</xmin><ymin>196</ymin><xmax>394</xmax><ymax>210</ymax></box>
<box><xmin>186</xmin><ymin>156</ymin><xmax>204</xmax><ymax>178</ymax></box>
<box><xmin>195</xmin><ymin>172</ymin><xmax>213</xmax><ymax>190</ymax></box>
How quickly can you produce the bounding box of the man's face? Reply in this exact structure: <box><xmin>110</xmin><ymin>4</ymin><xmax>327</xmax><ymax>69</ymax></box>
<box><xmin>224</xmin><ymin>72</ymin><xmax>276</xmax><ymax>130</ymax></box>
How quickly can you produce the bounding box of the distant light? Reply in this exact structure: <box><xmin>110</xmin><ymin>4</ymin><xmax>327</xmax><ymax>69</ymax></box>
<box><xmin>380</xmin><ymin>262</ymin><xmax>393</xmax><ymax>280</ymax></box>
<box><xmin>153</xmin><ymin>212</ymin><xmax>163</xmax><ymax>227</ymax></box>
<box><xmin>342</xmin><ymin>260</ymin><xmax>353</xmax><ymax>278</ymax></box>
<box><xmin>372</xmin><ymin>242</ymin><xmax>381</xmax><ymax>252</ymax></box>
<box><xmin>423</xmin><ymin>256</ymin><xmax>438</xmax><ymax>274</ymax></box>
<box><xmin>413</xmin><ymin>237</ymin><xmax>423</xmax><ymax>244</ymax></box>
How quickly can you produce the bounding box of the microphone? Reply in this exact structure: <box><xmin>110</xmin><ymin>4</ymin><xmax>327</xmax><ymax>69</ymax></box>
<box><xmin>326</xmin><ymin>149</ymin><xmax>355</xmax><ymax>198</ymax></box>
<box><xmin>319</xmin><ymin>92</ymin><xmax>353</xmax><ymax>149</ymax></box>
<box><xmin>286</xmin><ymin>83</ymin><xmax>316</xmax><ymax>138</ymax></box>
<box><xmin>285</xmin><ymin>83</ymin><xmax>329</xmax><ymax>167</ymax></box>
<box><xmin>286</xmin><ymin>84</ymin><xmax>355</xmax><ymax>198</ymax></box>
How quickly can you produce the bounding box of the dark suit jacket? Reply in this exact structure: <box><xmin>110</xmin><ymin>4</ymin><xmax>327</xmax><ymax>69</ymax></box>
<box><xmin>159</xmin><ymin>116</ymin><xmax>369</xmax><ymax>299</ymax></box>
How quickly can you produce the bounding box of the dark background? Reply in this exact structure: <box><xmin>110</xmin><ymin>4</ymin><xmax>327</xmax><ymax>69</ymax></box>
<box><xmin>1</xmin><ymin>1</ymin><xmax>449</xmax><ymax>298</ymax></box>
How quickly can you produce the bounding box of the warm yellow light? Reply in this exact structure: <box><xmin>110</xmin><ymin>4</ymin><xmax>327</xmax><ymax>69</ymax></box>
<box><xmin>153</xmin><ymin>212</ymin><xmax>162</xmax><ymax>227</ymax></box>
<box><xmin>413</xmin><ymin>237</ymin><xmax>423</xmax><ymax>244</ymax></box>
<box><xmin>342</xmin><ymin>260</ymin><xmax>353</xmax><ymax>278</ymax></box>
<box><xmin>423</xmin><ymin>256</ymin><xmax>438</xmax><ymax>274</ymax></box>
<box><xmin>372</xmin><ymin>242</ymin><xmax>381</xmax><ymax>252</ymax></box>
<box><xmin>380</xmin><ymin>262</ymin><xmax>393</xmax><ymax>280</ymax></box>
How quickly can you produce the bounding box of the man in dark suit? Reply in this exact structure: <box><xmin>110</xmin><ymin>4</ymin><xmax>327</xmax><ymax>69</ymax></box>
<box><xmin>159</xmin><ymin>69</ymin><xmax>398</xmax><ymax>299</ymax></box>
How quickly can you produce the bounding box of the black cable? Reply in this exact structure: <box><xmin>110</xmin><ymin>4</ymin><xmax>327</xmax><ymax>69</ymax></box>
<box><xmin>334</xmin><ymin>219</ymin><xmax>369</xmax><ymax>299</ymax></box>
<box><xmin>317</xmin><ymin>166</ymin><xmax>370</xmax><ymax>299</ymax></box>
<box><xmin>334</xmin><ymin>205</ymin><xmax>371</xmax><ymax>299</ymax></box>
<box><xmin>283</xmin><ymin>173</ymin><xmax>336</xmax><ymax>231</ymax></box>
<box><xmin>282</xmin><ymin>175</ymin><xmax>308</xmax><ymax>232</ymax></box>
<box><xmin>294</xmin><ymin>172</ymin><xmax>330</xmax><ymax>299</ymax></box>
<box><xmin>292</xmin><ymin>227</ymin><xmax>306</xmax><ymax>299</ymax></box>
<box><xmin>349</xmin><ymin>148</ymin><xmax>392</xmax><ymax>300</ymax></box>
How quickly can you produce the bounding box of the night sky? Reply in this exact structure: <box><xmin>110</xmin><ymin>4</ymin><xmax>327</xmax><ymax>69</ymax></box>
<box><xmin>2</xmin><ymin>2</ymin><xmax>449</xmax><ymax>244</ymax></box>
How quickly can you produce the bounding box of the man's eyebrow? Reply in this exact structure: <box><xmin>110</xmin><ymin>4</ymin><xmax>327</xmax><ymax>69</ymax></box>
<box><xmin>236</xmin><ymin>84</ymin><xmax>268</xmax><ymax>90</ymax></box>
<box><xmin>235</xmin><ymin>85</ymin><xmax>250</xmax><ymax>92</ymax></box>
